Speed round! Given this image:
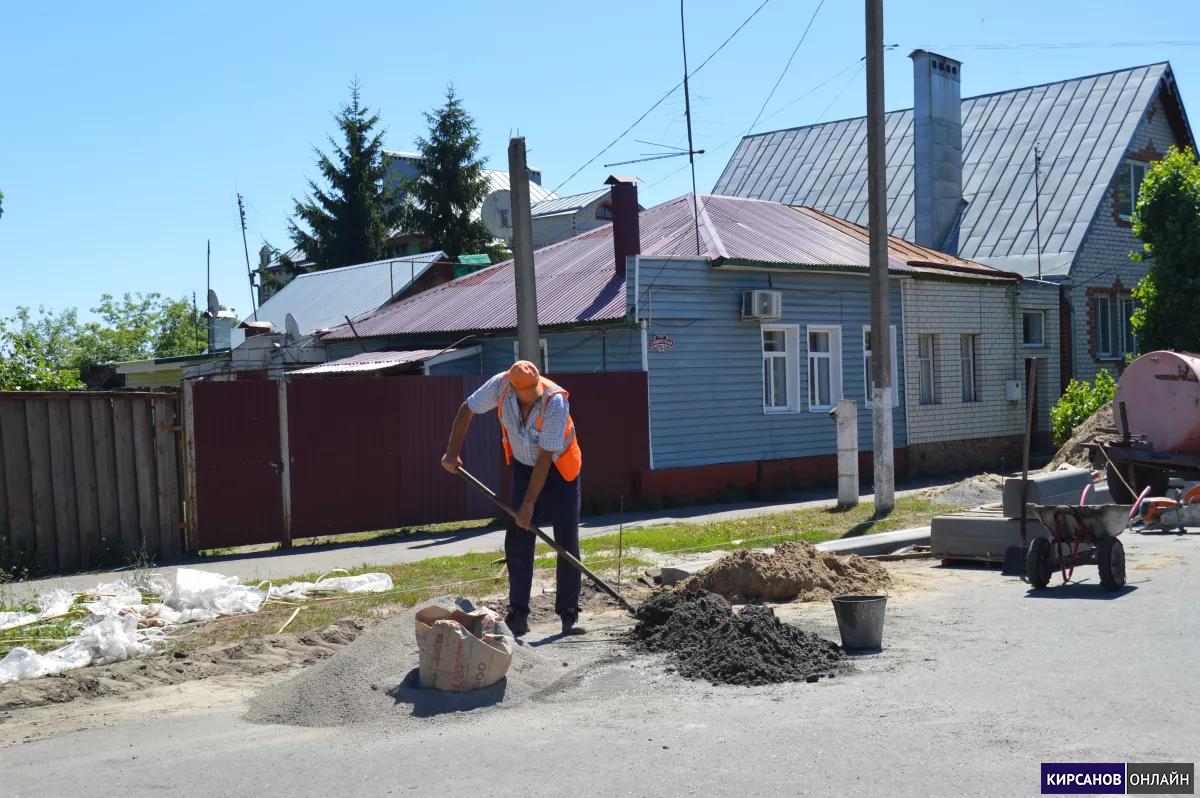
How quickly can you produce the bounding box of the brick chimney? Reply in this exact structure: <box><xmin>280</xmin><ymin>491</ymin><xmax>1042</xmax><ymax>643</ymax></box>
<box><xmin>605</xmin><ymin>175</ymin><xmax>641</xmax><ymax>279</ymax></box>
<box><xmin>911</xmin><ymin>50</ymin><xmax>964</xmax><ymax>255</ymax></box>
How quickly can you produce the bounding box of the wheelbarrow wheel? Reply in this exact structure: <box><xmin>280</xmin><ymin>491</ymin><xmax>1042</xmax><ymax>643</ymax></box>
<box><xmin>1026</xmin><ymin>537</ymin><xmax>1053</xmax><ymax>589</ymax></box>
<box><xmin>1098</xmin><ymin>537</ymin><xmax>1126</xmax><ymax>591</ymax></box>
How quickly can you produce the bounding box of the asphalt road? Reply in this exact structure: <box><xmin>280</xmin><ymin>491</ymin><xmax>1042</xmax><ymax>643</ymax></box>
<box><xmin>3</xmin><ymin>528</ymin><xmax>1195</xmax><ymax>797</ymax></box>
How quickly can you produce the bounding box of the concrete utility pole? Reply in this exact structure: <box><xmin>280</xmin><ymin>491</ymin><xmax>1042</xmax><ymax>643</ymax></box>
<box><xmin>866</xmin><ymin>0</ymin><xmax>895</xmax><ymax>514</ymax></box>
<box><xmin>509</xmin><ymin>137</ymin><xmax>541</xmax><ymax>366</ymax></box>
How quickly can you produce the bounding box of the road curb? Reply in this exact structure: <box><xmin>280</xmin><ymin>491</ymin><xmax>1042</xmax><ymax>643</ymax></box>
<box><xmin>658</xmin><ymin>526</ymin><xmax>932</xmax><ymax>586</ymax></box>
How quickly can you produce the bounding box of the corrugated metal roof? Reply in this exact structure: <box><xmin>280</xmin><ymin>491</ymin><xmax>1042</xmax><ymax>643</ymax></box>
<box><xmin>290</xmin><ymin>349</ymin><xmax>452</xmax><ymax>375</ymax></box>
<box><xmin>714</xmin><ymin>63</ymin><xmax>1180</xmax><ymax>276</ymax></box>
<box><xmin>482</xmin><ymin>169</ymin><xmax>556</xmax><ymax>205</ymax></box>
<box><xmin>531</xmin><ymin>189</ymin><xmax>610</xmax><ymax>218</ymax></box>
<box><xmin>321</xmin><ymin>194</ymin><xmax>1007</xmax><ymax>341</ymax></box>
<box><xmin>234</xmin><ymin>251</ymin><xmax>445</xmax><ymax>346</ymax></box>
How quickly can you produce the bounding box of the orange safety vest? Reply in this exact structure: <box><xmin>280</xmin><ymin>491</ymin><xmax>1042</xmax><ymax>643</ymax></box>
<box><xmin>497</xmin><ymin>376</ymin><xmax>582</xmax><ymax>481</ymax></box>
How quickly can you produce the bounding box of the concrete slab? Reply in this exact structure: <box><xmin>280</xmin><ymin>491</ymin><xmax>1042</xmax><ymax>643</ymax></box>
<box><xmin>1001</xmin><ymin>469</ymin><xmax>1094</xmax><ymax>517</ymax></box>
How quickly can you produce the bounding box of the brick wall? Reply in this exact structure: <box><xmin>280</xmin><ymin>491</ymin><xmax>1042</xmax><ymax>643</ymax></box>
<box><xmin>1068</xmin><ymin>94</ymin><xmax>1183</xmax><ymax>384</ymax></box>
<box><xmin>901</xmin><ymin>277</ymin><xmax>1060</xmax><ymax>446</ymax></box>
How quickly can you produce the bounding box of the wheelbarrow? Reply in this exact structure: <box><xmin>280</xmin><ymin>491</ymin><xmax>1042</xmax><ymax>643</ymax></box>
<box><xmin>1027</xmin><ymin>504</ymin><xmax>1132</xmax><ymax>591</ymax></box>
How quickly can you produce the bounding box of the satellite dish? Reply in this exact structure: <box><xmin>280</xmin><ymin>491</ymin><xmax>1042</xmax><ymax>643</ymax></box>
<box><xmin>206</xmin><ymin>289</ymin><xmax>221</xmax><ymax>315</ymax></box>
<box><xmin>481</xmin><ymin>190</ymin><xmax>514</xmax><ymax>242</ymax></box>
<box><xmin>284</xmin><ymin>313</ymin><xmax>301</xmax><ymax>343</ymax></box>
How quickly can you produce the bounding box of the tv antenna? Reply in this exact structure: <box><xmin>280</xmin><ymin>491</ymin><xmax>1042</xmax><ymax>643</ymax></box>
<box><xmin>237</xmin><ymin>193</ymin><xmax>258</xmax><ymax>320</ymax></box>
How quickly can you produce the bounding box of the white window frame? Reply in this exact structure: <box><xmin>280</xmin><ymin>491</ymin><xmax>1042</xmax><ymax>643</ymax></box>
<box><xmin>761</xmin><ymin>324</ymin><xmax>800</xmax><ymax>414</ymax></box>
<box><xmin>861</xmin><ymin>325</ymin><xmax>900</xmax><ymax>408</ymax></box>
<box><xmin>1095</xmin><ymin>295</ymin><xmax>1137</xmax><ymax>360</ymax></box>
<box><xmin>512</xmin><ymin>338</ymin><xmax>549</xmax><ymax>372</ymax></box>
<box><xmin>918</xmin><ymin>333</ymin><xmax>937</xmax><ymax>405</ymax></box>
<box><xmin>1117</xmin><ymin>159</ymin><xmax>1148</xmax><ymax>221</ymax></box>
<box><xmin>1022</xmin><ymin>310</ymin><xmax>1045</xmax><ymax>348</ymax></box>
<box><xmin>1121</xmin><ymin>296</ymin><xmax>1137</xmax><ymax>356</ymax></box>
<box><xmin>806</xmin><ymin>325</ymin><xmax>842</xmax><ymax>413</ymax></box>
<box><xmin>960</xmin><ymin>334</ymin><xmax>979</xmax><ymax>403</ymax></box>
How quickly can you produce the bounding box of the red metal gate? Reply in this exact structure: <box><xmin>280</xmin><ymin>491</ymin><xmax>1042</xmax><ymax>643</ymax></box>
<box><xmin>286</xmin><ymin>376</ymin><xmax>500</xmax><ymax>538</ymax></box>
<box><xmin>186</xmin><ymin>373</ymin><xmax>647</xmax><ymax>551</ymax></box>
<box><xmin>191</xmin><ymin>380</ymin><xmax>285</xmax><ymax>549</ymax></box>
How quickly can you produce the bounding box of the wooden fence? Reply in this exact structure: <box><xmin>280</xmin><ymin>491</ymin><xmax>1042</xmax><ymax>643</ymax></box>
<box><xmin>0</xmin><ymin>391</ymin><xmax>183</xmax><ymax>573</ymax></box>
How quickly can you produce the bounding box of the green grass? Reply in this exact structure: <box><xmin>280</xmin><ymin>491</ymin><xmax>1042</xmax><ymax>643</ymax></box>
<box><xmin>4</xmin><ymin>496</ymin><xmax>951</xmax><ymax>658</ymax></box>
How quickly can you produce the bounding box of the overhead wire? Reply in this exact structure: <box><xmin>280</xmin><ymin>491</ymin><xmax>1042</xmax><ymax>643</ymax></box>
<box><xmin>915</xmin><ymin>40</ymin><xmax>1200</xmax><ymax>51</ymax></box>
<box><xmin>644</xmin><ymin>58</ymin><xmax>864</xmax><ymax>190</ymax></box>
<box><xmin>550</xmin><ymin>0</ymin><xmax>775</xmax><ymax>195</ymax></box>
<box><xmin>813</xmin><ymin>59</ymin><xmax>866</xmax><ymax>124</ymax></box>
<box><xmin>743</xmin><ymin>0</ymin><xmax>826</xmax><ymax>137</ymax></box>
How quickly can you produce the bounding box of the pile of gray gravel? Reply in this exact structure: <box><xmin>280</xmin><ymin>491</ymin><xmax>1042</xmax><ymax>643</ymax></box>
<box><xmin>244</xmin><ymin>598</ymin><xmax>587</xmax><ymax>729</ymax></box>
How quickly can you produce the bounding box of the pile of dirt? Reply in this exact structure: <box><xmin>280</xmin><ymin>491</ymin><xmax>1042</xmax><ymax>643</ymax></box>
<box><xmin>245</xmin><ymin>597</ymin><xmax>587</xmax><ymax>729</ymax></box>
<box><xmin>0</xmin><ymin>620</ymin><xmax>363</xmax><ymax>711</ymax></box>
<box><xmin>919</xmin><ymin>473</ymin><xmax>1005</xmax><ymax>508</ymax></box>
<box><xmin>630</xmin><ymin>590</ymin><xmax>844</xmax><ymax>686</ymax></box>
<box><xmin>1047</xmin><ymin>403</ymin><xmax>1115</xmax><ymax>471</ymax></box>
<box><xmin>680</xmin><ymin>541</ymin><xmax>891</xmax><ymax>602</ymax></box>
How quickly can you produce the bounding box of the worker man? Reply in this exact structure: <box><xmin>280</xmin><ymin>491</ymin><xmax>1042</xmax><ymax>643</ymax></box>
<box><xmin>441</xmin><ymin>360</ymin><xmax>583</xmax><ymax>637</ymax></box>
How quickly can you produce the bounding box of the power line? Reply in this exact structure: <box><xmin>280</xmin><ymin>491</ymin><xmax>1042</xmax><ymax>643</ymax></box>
<box><xmin>550</xmin><ymin>0</ymin><xmax>774</xmax><ymax>195</ymax></box>
<box><xmin>916</xmin><ymin>40</ymin><xmax>1200</xmax><ymax>51</ymax></box>
<box><xmin>814</xmin><ymin>59</ymin><xmax>865</xmax><ymax>124</ymax></box>
<box><xmin>743</xmin><ymin>0</ymin><xmax>826</xmax><ymax>137</ymax></box>
<box><xmin>644</xmin><ymin>58</ymin><xmax>865</xmax><ymax>190</ymax></box>
<box><xmin>756</xmin><ymin>58</ymin><xmax>864</xmax><ymax>128</ymax></box>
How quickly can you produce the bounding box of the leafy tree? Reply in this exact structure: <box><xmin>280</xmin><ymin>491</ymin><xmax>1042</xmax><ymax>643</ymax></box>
<box><xmin>1050</xmin><ymin>369</ymin><xmax>1117</xmax><ymax>448</ymax></box>
<box><xmin>1130</xmin><ymin>146</ymin><xmax>1200</xmax><ymax>352</ymax></box>
<box><xmin>78</xmin><ymin>293</ymin><xmax>205</xmax><ymax>370</ymax></box>
<box><xmin>0</xmin><ymin>306</ymin><xmax>86</xmax><ymax>390</ymax></box>
<box><xmin>0</xmin><ymin>295</ymin><xmax>204</xmax><ymax>390</ymax></box>
<box><xmin>289</xmin><ymin>81</ymin><xmax>402</xmax><ymax>270</ymax></box>
<box><xmin>400</xmin><ymin>86</ymin><xmax>492</xmax><ymax>259</ymax></box>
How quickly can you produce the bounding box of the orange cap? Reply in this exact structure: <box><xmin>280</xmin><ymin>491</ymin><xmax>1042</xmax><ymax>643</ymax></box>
<box><xmin>507</xmin><ymin>360</ymin><xmax>541</xmax><ymax>391</ymax></box>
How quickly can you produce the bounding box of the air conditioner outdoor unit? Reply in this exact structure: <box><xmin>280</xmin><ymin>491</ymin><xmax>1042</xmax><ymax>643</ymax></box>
<box><xmin>741</xmin><ymin>289</ymin><xmax>782</xmax><ymax>320</ymax></box>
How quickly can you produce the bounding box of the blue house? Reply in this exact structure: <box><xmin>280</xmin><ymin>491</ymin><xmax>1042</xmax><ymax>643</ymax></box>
<box><xmin>316</xmin><ymin>179</ymin><xmax>1022</xmax><ymax>500</ymax></box>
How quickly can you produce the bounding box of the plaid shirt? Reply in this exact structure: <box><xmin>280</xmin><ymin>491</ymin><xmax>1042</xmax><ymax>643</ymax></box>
<box><xmin>467</xmin><ymin>373</ymin><xmax>571</xmax><ymax>467</ymax></box>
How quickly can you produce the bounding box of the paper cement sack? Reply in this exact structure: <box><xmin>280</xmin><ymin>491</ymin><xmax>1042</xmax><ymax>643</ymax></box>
<box><xmin>415</xmin><ymin>598</ymin><xmax>515</xmax><ymax>692</ymax></box>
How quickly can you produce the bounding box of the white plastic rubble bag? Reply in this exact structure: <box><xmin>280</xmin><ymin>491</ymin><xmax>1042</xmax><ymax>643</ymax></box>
<box><xmin>269</xmin><ymin>572</ymin><xmax>393</xmax><ymax>601</ymax></box>
<box><xmin>414</xmin><ymin>598</ymin><xmax>515</xmax><ymax>692</ymax></box>
<box><xmin>161</xmin><ymin>568</ymin><xmax>265</xmax><ymax>619</ymax></box>
<box><xmin>0</xmin><ymin>616</ymin><xmax>151</xmax><ymax>684</ymax></box>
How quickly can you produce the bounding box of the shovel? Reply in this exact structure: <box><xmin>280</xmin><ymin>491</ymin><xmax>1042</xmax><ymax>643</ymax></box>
<box><xmin>456</xmin><ymin>467</ymin><xmax>635</xmax><ymax>614</ymax></box>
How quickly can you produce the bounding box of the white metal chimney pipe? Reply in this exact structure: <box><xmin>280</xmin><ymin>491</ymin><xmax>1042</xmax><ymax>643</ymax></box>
<box><xmin>911</xmin><ymin>49</ymin><xmax>964</xmax><ymax>256</ymax></box>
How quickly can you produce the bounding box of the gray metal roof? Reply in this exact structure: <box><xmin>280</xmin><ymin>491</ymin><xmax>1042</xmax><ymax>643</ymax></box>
<box><xmin>531</xmin><ymin>189</ymin><xmax>610</xmax><ymax>218</ymax></box>
<box><xmin>234</xmin><ymin>251</ymin><xmax>445</xmax><ymax>346</ymax></box>
<box><xmin>714</xmin><ymin>63</ymin><xmax>1180</xmax><ymax>277</ymax></box>
<box><xmin>289</xmin><ymin>348</ymin><xmax>455</xmax><ymax>375</ymax></box>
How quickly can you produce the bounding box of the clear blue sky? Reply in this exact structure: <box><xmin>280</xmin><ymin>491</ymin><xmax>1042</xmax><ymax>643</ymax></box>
<box><xmin>2</xmin><ymin>0</ymin><xmax>1197</xmax><ymax>322</ymax></box>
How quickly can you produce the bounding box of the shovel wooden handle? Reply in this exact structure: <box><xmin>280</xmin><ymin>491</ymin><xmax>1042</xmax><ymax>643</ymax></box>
<box><xmin>456</xmin><ymin>467</ymin><xmax>634</xmax><ymax>614</ymax></box>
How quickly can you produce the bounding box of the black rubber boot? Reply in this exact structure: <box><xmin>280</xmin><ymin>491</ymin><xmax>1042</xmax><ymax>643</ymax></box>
<box><xmin>560</xmin><ymin>608</ymin><xmax>585</xmax><ymax>636</ymax></box>
<box><xmin>505</xmin><ymin>609</ymin><xmax>530</xmax><ymax>636</ymax></box>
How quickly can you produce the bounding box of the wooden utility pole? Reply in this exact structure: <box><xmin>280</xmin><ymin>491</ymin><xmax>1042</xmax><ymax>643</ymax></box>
<box><xmin>509</xmin><ymin>137</ymin><xmax>541</xmax><ymax>366</ymax></box>
<box><xmin>866</xmin><ymin>0</ymin><xmax>895</xmax><ymax>514</ymax></box>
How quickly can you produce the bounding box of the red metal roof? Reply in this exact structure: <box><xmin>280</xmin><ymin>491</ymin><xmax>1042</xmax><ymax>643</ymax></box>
<box><xmin>323</xmin><ymin>194</ymin><xmax>1010</xmax><ymax>340</ymax></box>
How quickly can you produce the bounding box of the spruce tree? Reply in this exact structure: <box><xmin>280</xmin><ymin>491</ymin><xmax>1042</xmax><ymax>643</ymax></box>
<box><xmin>289</xmin><ymin>81</ymin><xmax>401</xmax><ymax>269</ymax></box>
<box><xmin>401</xmin><ymin>87</ymin><xmax>491</xmax><ymax>259</ymax></box>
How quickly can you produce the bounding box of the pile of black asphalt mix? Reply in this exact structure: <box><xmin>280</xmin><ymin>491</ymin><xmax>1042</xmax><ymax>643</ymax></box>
<box><xmin>630</xmin><ymin>589</ymin><xmax>846</xmax><ymax>686</ymax></box>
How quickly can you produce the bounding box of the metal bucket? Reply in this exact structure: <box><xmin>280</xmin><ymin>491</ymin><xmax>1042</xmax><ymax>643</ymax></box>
<box><xmin>831</xmin><ymin>595</ymin><xmax>887</xmax><ymax>651</ymax></box>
